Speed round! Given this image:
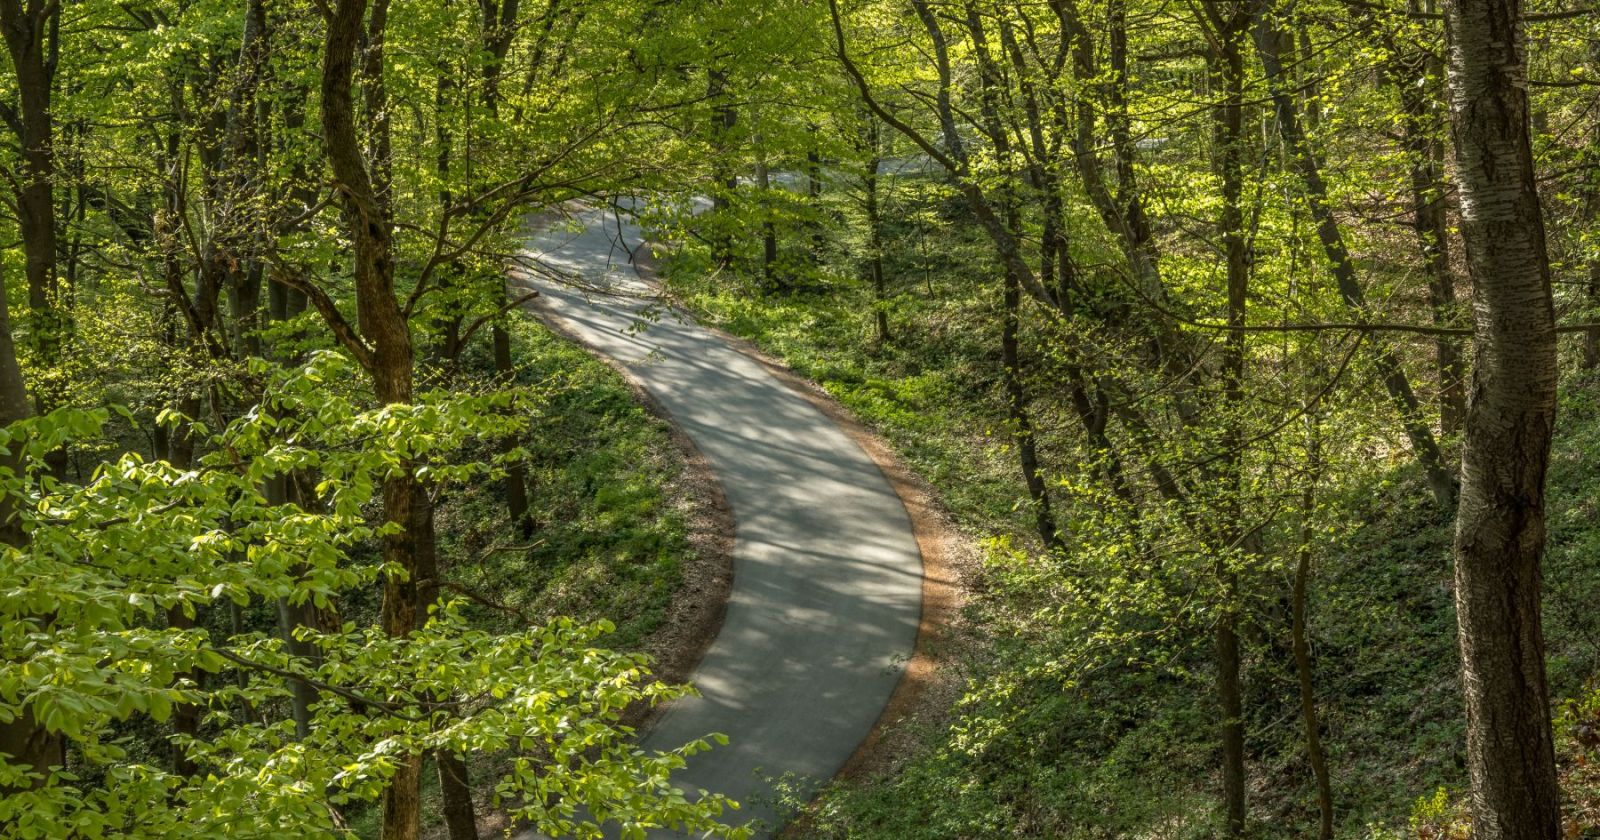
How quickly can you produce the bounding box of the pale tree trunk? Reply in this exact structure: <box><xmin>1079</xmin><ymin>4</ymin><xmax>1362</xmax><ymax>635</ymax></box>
<box><xmin>1442</xmin><ymin>0</ymin><xmax>1562</xmax><ymax>837</ymax></box>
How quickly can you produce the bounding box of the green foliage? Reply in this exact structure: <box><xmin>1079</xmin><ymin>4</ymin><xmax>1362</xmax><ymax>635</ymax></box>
<box><xmin>662</xmin><ymin>160</ymin><xmax>1600</xmax><ymax>836</ymax></box>
<box><xmin>0</xmin><ymin>353</ymin><xmax>745</xmax><ymax>839</ymax></box>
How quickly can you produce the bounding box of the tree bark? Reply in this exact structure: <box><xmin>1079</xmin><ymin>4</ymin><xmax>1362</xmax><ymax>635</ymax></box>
<box><xmin>321</xmin><ymin>1</ymin><xmax>431</xmax><ymax>837</ymax></box>
<box><xmin>1206</xmin><ymin>12</ymin><xmax>1250</xmax><ymax>832</ymax></box>
<box><xmin>0</xmin><ymin>256</ymin><xmax>59</xmax><ymax>792</ymax></box>
<box><xmin>1441</xmin><ymin>0</ymin><xmax>1562</xmax><ymax>836</ymax></box>
<box><xmin>863</xmin><ymin>144</ymin><xmax>889</xmax><ymax>344</ymax></box>
<box><xmin>1293</xmin><ymin>412</ymin><xmax>1334</xmax><ymax>840</ymax></box>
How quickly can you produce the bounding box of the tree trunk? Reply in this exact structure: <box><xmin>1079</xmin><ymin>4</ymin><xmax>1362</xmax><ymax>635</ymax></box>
<box><xmin>708</xmin><ymin>68</ymin><xmax>737</xmax><ymax>271</ymax></box>
<box><xmin>0</xmin><ymin>0</ymin><xmax>59</xmax><ymax>343</ymax></box>
<box><xmin>1583</xmin><ymin>42</ymin><xmax>1600</xmax><ymax>369</ymax></box>
<box><xmin>1209</xmin><ymin>16</ymin><xmax>1250</xmax><ymax>833</ymax></box>
<box><xmin>863</xmin><ymin>148</ymin><xmax>888</xmax><ymax>344</ymax></box>
<box><xmin>1001</xmin><ymin>243</ymin><xmax>1061</xmax><ymax>554</ymax></box>
<box><xmin>436</xmin><ymin>751</ymin><xmax>478</xmax><ymax>840</ymax></box>
<box><xmin>961</xmin><ymin>2</ymin><xmax>1063</xmax><ymax>554</ymax></box>
<box><xmin>1441</xmin><ymin>0</ymin><xmax>1562</xmax><ymax>836</ymax></box>
<box><xmin>1251</xmin><ymin>2</ymin><xmax>1458</xmax><ymax>508</ymax></box>
<box><xmin>1294</xmin><ymin>412</ymin><xmax>1334</xmax><ymax>840</ymax></box>
<box><xmin>755</xmin><ymin>149</ymin><xmax>779</xmax><ymax>289</ymax></box>
<box><xmin>483</xmin><ymin>0</ymin><xmax>531</xmax><ymax>544</ymax></box>
<box><xmin>0</xmin><ymin>0</ymin><xmax>63</xmax><ymax>483</ymax></box>
<box><xmin>321</xmin><ymin>1</ymin><xmax>431</xmax><ymax>837</ymax></box>
<box><xmin>0</xmin><ymin>258</ymin><xmax>58</xmax><ymax>792</ymax></box>
<box><xmin>1392</xmin><ymin>1</ymin><xmax>1467</xmax><ymax>434</ymax></box>
<box><xmin>494</xmin><ymin>324</ymin><xmax>531</xmax><ymax>537</ymax></box>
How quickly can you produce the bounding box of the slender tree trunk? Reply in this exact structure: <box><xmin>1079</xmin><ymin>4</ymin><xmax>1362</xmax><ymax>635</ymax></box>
<box><xmin>807</xmin><ymin>124</ymin><xmax>825</xmax><ymax>259</ymax></box>
<box><xmin>1001</xmin><ymin>242</ymin><xmax>1061</xmax><ymax>554</ymax></box>
<box><xmin>1441</xmin><ymin>0</ymin><xmax>1562</xmax><ymax>836</ymax></box>
<box><xmin>1582</xmin><ymin>43</ymin><xmax>1600</xmax><ymax>369</ymax></box>
<box><xmin>863</xmin><ymin>148</ymin><xmax>888</xmax><ymax>343</ymax></box>
<box><xmin>269</xmin><ymin>473</ymin><xmax>320</xmax><ymax>741</ymax></box>
<box><xmin>1209</xmin><ymin>17</ymin><xmax>1250</xmax><ymax>833</ymax></box>
<box><xmin>1293</xmin><ymin>410</ymin><xmax>1333</xmax><ymax>840</ymax></box>
<box><xmin>708</xmin><ymin>68</ymin><xmax>737</xmax><ymax>270</ymax></box>
<box><xmin>755</xmin><ymin>148</ymin><xmax>779</xmax><ymax>289</ymax></box>
<box><xmin>483</xmin><ymin>0</ymin><xmax>531</xmax><ymax>548</ymax></box>
<box><xmin>1252</xmin><ymin>2</ymin><xmax>1458</xmax><ymax>507</ymax></box>
<box><xmin>494</xmin><ymin>324</ymin><xmax>531</xmax><ymax>538</ymax></box>
<box><xmin>1391</xmin><ymin>3</ymin><xmax>1467</xmax><ymax>433</ymax></box>
<box><xmin>961</xmin><ymin>2</ymin><xmax>1063</xmax><ymax>553</ymax></box>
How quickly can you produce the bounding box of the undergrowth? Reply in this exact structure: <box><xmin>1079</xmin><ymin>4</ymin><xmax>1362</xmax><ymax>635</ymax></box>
<box><xmin>658</xmin><ymin>179</ymin><xmax>1600</xmax><ymax>837</ymax></box>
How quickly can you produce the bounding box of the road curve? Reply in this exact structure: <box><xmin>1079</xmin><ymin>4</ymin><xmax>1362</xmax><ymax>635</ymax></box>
<box><xmin>516</xmin><ymin>205</ymin><xmax>923</xmax><ymax>838</ymax></box>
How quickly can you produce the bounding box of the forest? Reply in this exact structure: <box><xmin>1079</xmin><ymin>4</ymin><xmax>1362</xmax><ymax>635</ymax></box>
<box><xmin>0</xmin><ymin>0</ymin><xmax>1594</xmax><ymax>837</ymax></box>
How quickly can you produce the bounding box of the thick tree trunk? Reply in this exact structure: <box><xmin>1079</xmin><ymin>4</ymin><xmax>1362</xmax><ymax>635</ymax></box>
<box><xmin>0</xmin><ymin>0</ymin><xmax>59</xmax><ymax>341</ymax></box>
<box><xmin>437</xmin><ymin>751</ymin><xmax>478</xmax><ymax>840</ymax></box>
<box><xmin>0</xmin><ymin>0</ymin><xmax>63</xmax><ymax>485</ymax></box>
<box><xmin>1441</xmin><ymin>0</ymin><xmax>1562</xmax><ymax>837</ymax></box>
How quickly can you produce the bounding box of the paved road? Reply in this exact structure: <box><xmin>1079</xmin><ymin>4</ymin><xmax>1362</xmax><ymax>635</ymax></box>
<box><xmin>516</xmin><ymin>204</ymin><xmax>923</xmax><ymax>838</ymax></box>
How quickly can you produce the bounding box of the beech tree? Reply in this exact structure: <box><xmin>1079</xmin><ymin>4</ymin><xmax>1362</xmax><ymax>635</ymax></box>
<box><xmin>1443</xmin><ymin>0</ymin><xmax>1562</xmax><ymax>834</ymax></box>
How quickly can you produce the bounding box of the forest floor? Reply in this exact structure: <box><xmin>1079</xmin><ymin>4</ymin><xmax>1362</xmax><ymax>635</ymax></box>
<box><xmin>658</xmin><ymin>248</ymin><xmax>1600</xmax><ymax>837</ymax></box>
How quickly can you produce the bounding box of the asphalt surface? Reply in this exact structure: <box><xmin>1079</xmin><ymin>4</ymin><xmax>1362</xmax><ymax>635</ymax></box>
<box><xmin>515</xmin><ymin>204</ymin><xmax>924</xmax><ymax>838</ymax></box>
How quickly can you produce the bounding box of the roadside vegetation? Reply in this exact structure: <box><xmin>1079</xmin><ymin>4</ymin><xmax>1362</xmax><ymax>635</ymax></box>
<box><xmin>0</xmin><ymin>0</ymin><xmax>1593</xmax><ymax>837</ymax></box>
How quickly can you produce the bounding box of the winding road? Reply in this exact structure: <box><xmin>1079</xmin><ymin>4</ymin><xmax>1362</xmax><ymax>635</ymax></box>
<box><xmin>516</xmin><ymin>204</ymin><xmax>924</xmax><ymax>838</ymax></box>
